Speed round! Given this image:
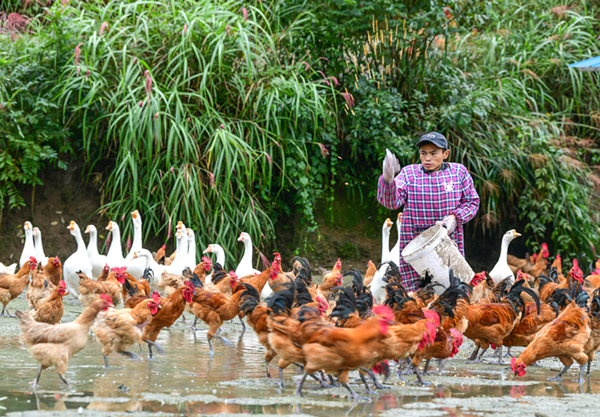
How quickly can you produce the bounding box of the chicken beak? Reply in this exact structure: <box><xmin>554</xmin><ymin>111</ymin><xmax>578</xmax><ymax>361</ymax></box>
<box><xmin>202</xmin><ymin>247</ymin><xmax>212</xmax><ymax>254</ymax></box>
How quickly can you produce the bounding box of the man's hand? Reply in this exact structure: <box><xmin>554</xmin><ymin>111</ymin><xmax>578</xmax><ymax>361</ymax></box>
<box><xmin>382</xmin><ymin>149</ymin><xmax>400</xmax><ymax>183</ymax></box>
<box><xmin>437</xmin><ymin>214</ymin><xmax>457</xmax><ymax>234</ymax></box>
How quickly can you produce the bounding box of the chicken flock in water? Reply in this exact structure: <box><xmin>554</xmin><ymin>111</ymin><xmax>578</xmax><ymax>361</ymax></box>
<box><xmin>2</xmin><ymin>212</ymin><xmax>600</xmax><ymax>399</ymax></box>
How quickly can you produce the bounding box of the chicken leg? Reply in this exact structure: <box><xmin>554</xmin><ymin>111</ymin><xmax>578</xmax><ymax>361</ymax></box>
<box><xmin>58</xmin><ymin>373</ymin><xmax>70</xmax><ymax>389</ymax></box>
<box><xmin>278</xmin><ymin>368</ymin><xmax>285</xmax><ymax>389</ymax></box>
<box><xmin>412</xmin><ymin>364</ymin><xmax>432</xmax><ymax>386</ymax></box>
<box><xmin>359</xmin><ymin>367</ymin><xmax>388</xmax><ymax>390</ymax></box>
<box><xmin>31</xmin><ymin>365</ymin><xmax>43</xmax><ymax>390</ymax></box>
<box><xmin>359</xmin><ymin>373</ymin><xmax>377</xmax><ymax>395</ymax></box>
<box><xmin>547</xmin><ymin>364</ymin><xmax>571</xmax><ymax>381</ymax></box>
<box><xmin>466</xmin><ymin>346</ymin><xmax>480</xmax><ymax>362</ymax></box>
<box><xmin>575</xmin><ymin>363</ymin><xmax>586</xmax><ymax>384</ymax></box>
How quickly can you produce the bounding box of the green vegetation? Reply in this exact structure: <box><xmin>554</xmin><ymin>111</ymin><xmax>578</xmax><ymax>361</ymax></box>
<box><xmin>1</xmin><ymin>0</ymin><xmax>599</xmax><ymax>261</ymax></box>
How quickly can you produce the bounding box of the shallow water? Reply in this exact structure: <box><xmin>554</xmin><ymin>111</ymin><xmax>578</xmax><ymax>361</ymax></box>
<box><xmin>4</xmin><ymin>296</ymin><xmax>600</xmax><ymax>416</ymax></box>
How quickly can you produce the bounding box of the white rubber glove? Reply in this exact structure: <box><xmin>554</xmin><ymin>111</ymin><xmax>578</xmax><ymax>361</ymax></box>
<box><xmin>437</xmin><ymin>214</ymin><xmax>457</xmax><ymax>234</ymax></box>
<box><xmin>382</xmin><ymin>149</ymin><xmax>400</xmax><ymax>184</ymax></box>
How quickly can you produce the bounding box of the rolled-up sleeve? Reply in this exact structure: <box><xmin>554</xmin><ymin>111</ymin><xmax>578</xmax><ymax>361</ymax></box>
<box><xmin>377</xmin><ymin>170</ymin><xmax>408</xmax><ymax>210</ymax></box>
<box><xmin>452</xmin><ymin>168</ymin><xmax>479</xmax><ymax>224</ymax></box>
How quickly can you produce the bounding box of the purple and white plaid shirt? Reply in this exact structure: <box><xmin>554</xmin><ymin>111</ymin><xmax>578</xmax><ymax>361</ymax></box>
<box><xmin>377</xmin><ymin>163</ymin><xmax>480</xmax><ymax>291</ymax></box>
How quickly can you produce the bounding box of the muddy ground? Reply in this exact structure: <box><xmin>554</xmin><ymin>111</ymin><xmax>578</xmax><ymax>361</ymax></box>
<box><xmin>2</xmin><ymin>293</ymin><xmax>600</xmax><ymax>417</ymax></box>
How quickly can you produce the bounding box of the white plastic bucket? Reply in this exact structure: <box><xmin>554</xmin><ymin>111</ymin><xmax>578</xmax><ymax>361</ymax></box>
<box><xmin>401</xmin><ymin>224</ymin><xmax>475</xmax><ymax>293</ymax></box>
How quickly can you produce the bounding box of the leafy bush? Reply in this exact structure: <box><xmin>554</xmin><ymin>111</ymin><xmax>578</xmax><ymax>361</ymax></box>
<box><xmin>0</xmin><ymin>26</ymin><xmax>70</xmax><ymax>211</ymax></box>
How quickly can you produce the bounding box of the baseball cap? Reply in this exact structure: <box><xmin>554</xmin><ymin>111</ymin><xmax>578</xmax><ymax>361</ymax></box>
<box><xmin>416</xmin><ymin>132</ymin><xmax>448</xmax><ymax>150</ymax></box>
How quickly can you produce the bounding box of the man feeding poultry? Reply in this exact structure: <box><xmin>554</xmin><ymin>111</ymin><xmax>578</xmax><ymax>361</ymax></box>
<box><xmin>377</xmin><ymin>132</ymin><xmax>480</xmax><ymax>291</ymax></box>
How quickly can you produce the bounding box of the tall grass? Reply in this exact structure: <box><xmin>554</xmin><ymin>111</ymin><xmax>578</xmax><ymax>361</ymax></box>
<box><xmin>46</xmin><ymin>0</ymin><xmax>336</xmax><ymax>262</ymax></box>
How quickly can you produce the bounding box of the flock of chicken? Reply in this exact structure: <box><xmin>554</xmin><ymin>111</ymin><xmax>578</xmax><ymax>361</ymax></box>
<box><xmin>2</xmin><ymin>211</ymin><xmax>600</xmax><ymax>400</ymax></box>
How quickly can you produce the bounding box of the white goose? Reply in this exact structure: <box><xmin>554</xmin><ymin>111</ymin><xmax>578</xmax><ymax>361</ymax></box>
<box><xmin>63</xmin><ymin>221</ymin><xmax>93</xmax><ymax>297</ymax></box>
<box><xmin>186</xmin><ymin>228</ymin><xmax>197</xmax><ymax>269</ymax></box>
<box><xmin>85</xmin><ymin>225</ymin><xmax>108</xmax><ymax>278</ymax></box>
<box><xmin>19</xmin><ymin>221</ymin><xmax>36</xmax><ymax>268</ymax></box>
<box><xmin>489</xmin><ymin>229</ymin><xmax>521</xmax><ymax>284</ymax></box>
<box><xmin>235</xmin><ymin>232</ymin><xmax>272</xmax><ymax>299</ymax></box>
<box><xmin>203</xmin><ymin>243</ymin><xmax>226</xmax><ymax>285</ymax></box>
<box><xmin>106</xmin><ymin>221</ymin><xmax>145</xmax><ymax>279</ymax></box>
<box><xmin>371</xmin><ymin>218</ymin><xmax>394</xmax><ymax>304</ymax></box>
<box><xmin>389</xmin><ymin>212</ymin><xmax>402</xmax><ymax>264</ymax></box>
<box><xmin>125</xmin><ymin>210</ymin><xmax>143</xmax><ymax>261</ymax></box>
<box><xmin>167</xmin><ymin>229</ymin><xmax>187</xmax><ymax>276</ymax></box>
<box><xmin>0</xmin><ymin>262</ymin><xmax>17</xmax><ymax>274</ymax></box>
<box><xmin>32</xmin><ymin>227</ymin><xmax>48</xmax><ymax>266</ymax></box>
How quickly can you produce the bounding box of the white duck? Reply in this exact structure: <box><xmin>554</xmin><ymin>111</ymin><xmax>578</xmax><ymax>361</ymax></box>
<box><xmin>203</xmin><ymin>243</ymin><xmax>226</xmax><ymax>285</ymax></box>
<box><xmin>371</xmin><ymin>218</ymin><xmax>394</xmax><ymax>304</ymax></box>
<box><xmin>85</xmin><ymin>225</ymin><xmax>108</xmax><ymax>278</ymax></box>
<box><xmin>235</xmin><ymin>232</ymin><xmax>272</xmax><ymax>299</ymax></box>
<box><xmin>489</xmin><ymin>229</ymin><xmax>521</xmax><ymax>284</ymax></box>
<box><xmin>186</xmin><ymin>228</ymin><xmax>197</xmax><ymax>269</ymax></box>
<box><xmin>63</xmin><ymin>221</ymin><xmax>93</xmax><ymax>297</ymax></box>
<box><xmin>134</xmin><ymin>249</ymin><xmax>167</xmax><ymax>291</ymax></box>
<box><xmin>106</xmin><ymin>221</ymin><xmax>145</xmax><ymax>279</ymax></box>
<box><xmin>125</xmin><ymin>210</ymin><xmax>143</xmax><ymax>261</ymax></box>
<box><xmin>389</xmin><ymin>212</ymin><xmax>402</xmax><ymax>264</ymax></box>
<box><xmin>19</xmin><ymin>221</ymin><xmax>36</xmax><ymax>268</ymax></box>
<box><xmin>167</xmin><ymin>229</ymin><xmax>188</xmax><ymax>276</ymax></box>
<box><xmin>32</xmin><ymin>227</ymin><xmax>48</xmax><ymax>266</ymax></box>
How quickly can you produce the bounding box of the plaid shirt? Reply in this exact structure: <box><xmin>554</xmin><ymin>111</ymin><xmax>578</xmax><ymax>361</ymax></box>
<box><xmin>377</xmin><ymin>163</ymin><xmax>480</xmax><ymax>291</ymax></box>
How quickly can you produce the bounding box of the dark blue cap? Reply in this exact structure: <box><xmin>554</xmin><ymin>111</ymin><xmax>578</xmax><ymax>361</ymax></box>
<box><xmin>416</xmin><ymin>132</ymin><xmax>448</xmax><ymax>149</ymax></box>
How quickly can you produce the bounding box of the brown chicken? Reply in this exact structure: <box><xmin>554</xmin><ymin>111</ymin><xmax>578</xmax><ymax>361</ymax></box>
<box><xmin>363</xmin><ymin>260</ymin><xmax>377</xmax><ymax>288</ymax></box>
<box><xmin>93</xmin><ymin>292</ymin><xmax>162</xmax><ymax>367</ymax></box>
<box><xmin>27</xmin><ymin>262</ymin><xmax>54</xmax><ymax>309</ymax></box>
<box><xmin>240</xmin><ymin>284</ymin><xmax>275</xmax><ymax>378</ymax></box>
<box><xmin>507</xmin><ymin>253</ymin><xmax>534</xmax><ymax>275</ymax></box>
<box><xmin>465</xmin><ymin>280</ymin><xmax>540</xmax><ymax>363</ymax></box>
<box><xmin>96</xmin><ymin>264</ymin><xmax>111</xmax><ymax>282</ymax></box>
<box><xmin>0</xmin><ymin>258</ymin><xmax>36</xmax><ymax>317</ymax></box>
<box><xmin>31</xmin><ymin>280</ymin><xmax>68</xmax><ymax>325</ymax></box>
<box><xmin>584</xmin><ymin>288</ymin><xmax>600</xmax><ymax>376</ymax></box>
<box><xmin>27</xmin><ymin>258</ymin><xmax>63</xmax><ymax>309</ymax></box>
<box><xmin>154</xmin><ymin>244</ymin><xmax>166</xmax><ymax>264</ymax></box>
<box><xmin>141</xmin><ymin>282</ymin><xmax>194</xmax><ymax>358</ymax></box>
<box><xmin>531</xmin><ymin>243</ymin><xmax>550</xmax><ymax>278</ymax></box>
<box><xmin>16</xmin><ymin>295</ymin><xmax>113</xmax><ymax>389</ymax></box>
<box><xmin>297</xmin><ymin>305</ymin><xmax>433</xmax><ymax>398</ymax></box>
<box><xmin>77</xmin><ymin>268</ymin><xmax>125</xmax><ymax>307</ymax></box>
<box><xmin>469</xmin><ymin>272</ymin><xmax>494</xmax><ymax>303</ymax></box>
<box><xmin>187</xmin><ymin>275</ymin><xmax>247</xmax><ymax>354</ymax></box>
<box><xmin>411</xmin><ymin>286</ymin><xmax>467</xmax><ymax>374</ymax></box>
<box><xmin>512</xmin><ymin>295</ymin><xmax>591</xmax><ymax>383</ymax></box>
<box><xmin>318</xmin><ymin>258</ymin><xmax>343</xmax><ymax>299</ymax></box>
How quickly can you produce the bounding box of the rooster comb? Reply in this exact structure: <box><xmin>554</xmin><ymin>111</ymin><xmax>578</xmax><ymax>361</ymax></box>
<box><xmin>202</xmin><ymin>256</ymin><xmax>212</xmax><ymax>264</ymax></box>
<box><xmin>58</xmin><ymin>280</ymin><xmax>66</xmax><ymax>288</ymax></box>
<box><xmin>99</xmin><ymin>294</ymin><xmax>112</xmax><ymax>303</ymax></box>
<box><xmin>450</xmin><ymin>328</ymin><xmax>462</xmax><ymax>339</ymax></box>
<box><xmin>151</xmin><ymin>291</ymin><xmax>161</xmax><ymax>303</ymax></box>
<box><xmin>372</xmin><ymin>305</ymin><xmax>394</xmax><ymax>320</ymax></box>
<box><xmin>184</xmin><ymin>281</ymin><xmax>194</xmax><ymax>290</ymax></box>
<box><xmin>29</xmin><ymin>256</ymin><xmax>37</xmax><ymax>263</ymax></box>
<box><xmin>424</xmin><ymin>309</ymin><xmax>440</xmax><ymax>326</ymax></box>
<box><xmin>112</xmin><ymin>267</ymin><xmax>127</xmax><ymax>274</ymax></box>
